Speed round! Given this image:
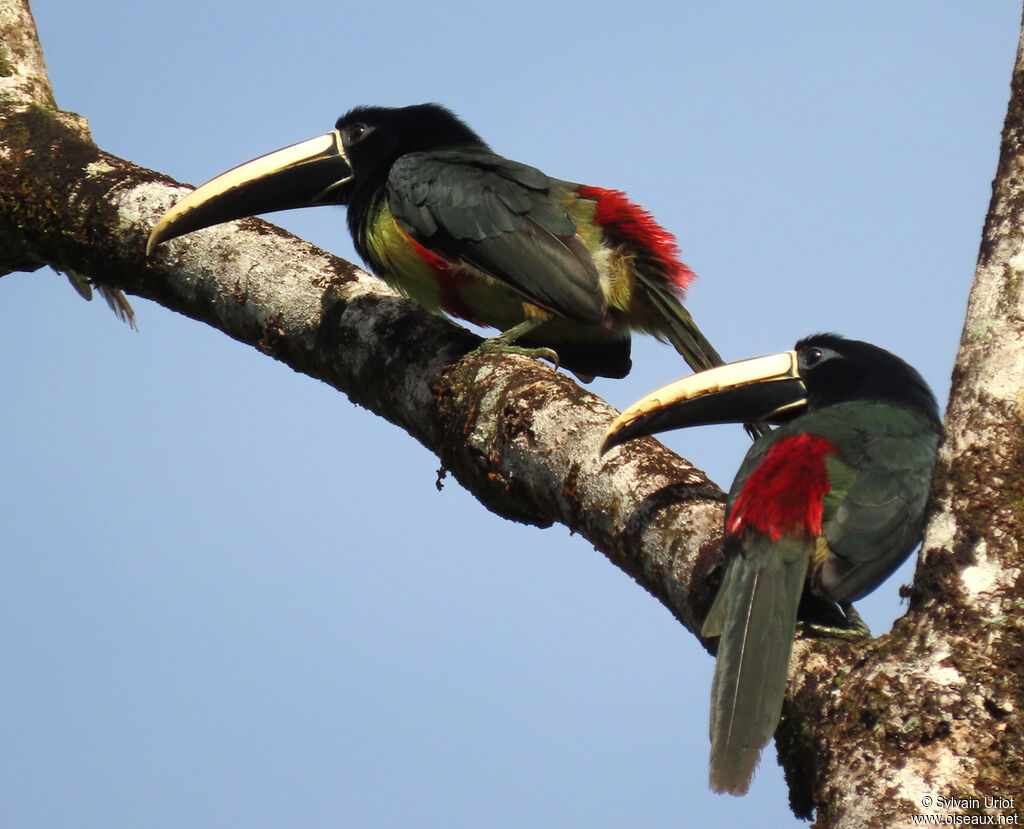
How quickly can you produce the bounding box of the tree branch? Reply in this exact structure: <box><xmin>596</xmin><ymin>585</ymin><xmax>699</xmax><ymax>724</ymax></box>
<box><xmin>0</xmin><ymin>0</ymin><xmax>725</xmax><ymax>640</ymax></box>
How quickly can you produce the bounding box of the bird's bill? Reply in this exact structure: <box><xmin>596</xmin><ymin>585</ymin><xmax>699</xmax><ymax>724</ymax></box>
<box><xmin>601</xmin><ymin>350</ymin><xmax>808</xmax><ymax>453</ymax></box>
<box><xmin>146</xmin><ymin>130</ymin><xmax>352</xmax><ymax>254</ymax></box>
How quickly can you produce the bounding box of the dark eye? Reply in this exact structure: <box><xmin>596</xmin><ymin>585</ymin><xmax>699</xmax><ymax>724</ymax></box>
<box><xmin>804</xmin><ymin>346</ymin><xmax>824</xmax><ymax>366</ymax></box>
<box><xmin>341</xmin><ymin>123</ymin><xmax>371</xmax><ymax>146</ymax></box>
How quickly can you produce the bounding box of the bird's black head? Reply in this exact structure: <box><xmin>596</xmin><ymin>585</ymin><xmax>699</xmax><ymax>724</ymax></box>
<box><xmin>332</xmin><ymin>103</ymin><xmax>489</xmax><ymax>202</ymax></box>
<box><xmin>795</xmin><ymin>333</ymin><xmax>941</xmax><ymax>425</ymax></box>
<box><xmin>146</xmin><ymin>104</ymin><xmax>487</xmax><ymax>252</ymax></box>
<box><xmin>601</xmin><ymin>332</ymin><xmax>942</xmax><ymax>453</ymax></box>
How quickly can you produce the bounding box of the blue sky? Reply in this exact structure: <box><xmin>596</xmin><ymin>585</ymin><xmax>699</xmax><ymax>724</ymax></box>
<box><xmin>2</xmin><ymin>2</ymin><xmax>1019</xmax><ymax>826</ymax></box>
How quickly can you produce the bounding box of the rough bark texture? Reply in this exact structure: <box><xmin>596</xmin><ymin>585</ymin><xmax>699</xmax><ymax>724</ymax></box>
<box><xmin>0</xmin><ymin>2</ymin><xmax>725</xmax><ymax>640</ymax></box>
<box><xmin>2</xmin><ymin>1</ymin><xmax>1023</xmax><ymax>824</ymax></box>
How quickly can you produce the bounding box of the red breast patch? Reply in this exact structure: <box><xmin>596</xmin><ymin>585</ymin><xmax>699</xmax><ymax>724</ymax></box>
<box><xmin>727</xmin><ymin>433</ymin><xmax>838</xmax><ymax>541</ymax></box>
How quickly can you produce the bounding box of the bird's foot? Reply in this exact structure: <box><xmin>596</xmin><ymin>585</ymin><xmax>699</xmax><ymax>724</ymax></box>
<box><xmin>467</xmin><ymin>334</ymin><xmax>560</xmax><ymax>369</ymax></box>
<box><xmin>798</xmin><ymin>604</ymin><xmax>871</xmax><ymax>640</ymax></box>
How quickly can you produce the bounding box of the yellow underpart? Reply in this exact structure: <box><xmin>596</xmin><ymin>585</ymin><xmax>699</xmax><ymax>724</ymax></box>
<box><xmin>557</xmin><ymin>189</ymin><xmax>634</xmax><ymax>318</ymax></box>
<box><xmin>366</xmin><ymin>202</ymin><xmax>446</xmax><ymax>313</ymax></box>
<box><xmin>812</xmin><ymin>536</ymin><xmax>833</xmax><ymax>571</ymax></box>
<box><xmin>367</xmin><ymin>190</ymin><xmax>646</xmax><ymax>343</ymax></box>
<box><xmin>367</xmin><ymin>200</ymin><xmax>532</xmax><ymax>330</ymax></box>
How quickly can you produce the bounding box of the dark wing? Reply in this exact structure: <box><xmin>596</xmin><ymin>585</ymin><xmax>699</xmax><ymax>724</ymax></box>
<box><xmin>815</xmin><ymin>404</ymin><xmax>940</xmax><ymax>603</ymax></box>
<box><xmin>387</xmin><ymin>149</ymin><xmax>606</xmax><ymax>323</ymax></box>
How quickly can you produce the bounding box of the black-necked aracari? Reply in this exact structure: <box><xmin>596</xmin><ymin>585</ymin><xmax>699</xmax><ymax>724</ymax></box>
<box><xmin>147</xmin><ymin>103</ymin><xmax>723</xmax><ymax>380</ymax></box>
<box><xmin>601</xmin><ymin>333</ymin><xmax>941</xmax><ymax>795</ymax></box>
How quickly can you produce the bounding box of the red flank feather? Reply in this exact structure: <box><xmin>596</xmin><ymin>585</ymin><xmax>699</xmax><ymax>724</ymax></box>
<box><xmin>398</xmin><ymin>225</ymin><xmax>481</xmax><ymax>323</ymax></box>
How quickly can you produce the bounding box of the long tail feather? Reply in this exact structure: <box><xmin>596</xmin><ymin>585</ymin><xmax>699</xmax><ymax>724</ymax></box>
<box><xmin>638</xmin><ymin>277</ymin><xmax>767</xmax><ymax>439</ymax></box>
<box><xmin>64</xmin><ymin>270</ymin><xmax>138</xmax><ymax>330</ymax></box>
<box><xmin>707</xmin><ymin>537</ymin><xmax>809</xmax><ymax>794</ymax></box>
<box><xmin>637</xmin><ymin>275</ymin><xmax>723</xmax><ymax>373</ymax></box>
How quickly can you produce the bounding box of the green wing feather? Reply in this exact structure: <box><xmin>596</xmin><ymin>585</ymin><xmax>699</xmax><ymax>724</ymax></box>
<box><xmin>814</xmin><ymin>403</ymin><xmax>940</xmax><ymax>603</ymax></box>
<box><xmin>387</xmin><ymin>149</ymin><xmax>606</xmax><ymax>323</ymax></box>
<box><xmin>632</xmin><ymin>273</ymin><xmax>723</xmax><ymax>372</ymax></box>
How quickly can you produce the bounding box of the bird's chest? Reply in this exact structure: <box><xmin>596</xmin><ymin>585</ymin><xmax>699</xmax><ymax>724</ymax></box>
<box><xmin>360</xmin><ymin>199</ymin><xmax>527</xmax><ymax>328</ymax></box>
<box><xmin>727</xmin><ymin>433</ymin><xmax>839</xmax><ymax>543</ymax></box>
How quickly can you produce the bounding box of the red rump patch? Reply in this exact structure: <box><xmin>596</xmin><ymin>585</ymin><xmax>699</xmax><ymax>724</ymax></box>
<box><xmin>575</xmin><ymin>185</ymin><xmax>696</xmax><ymax>294</ymax></box>
<box><xmin>727</xmin><ymin>433</ymin><xmax>838</xmax><ymax>541</ymax></box>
